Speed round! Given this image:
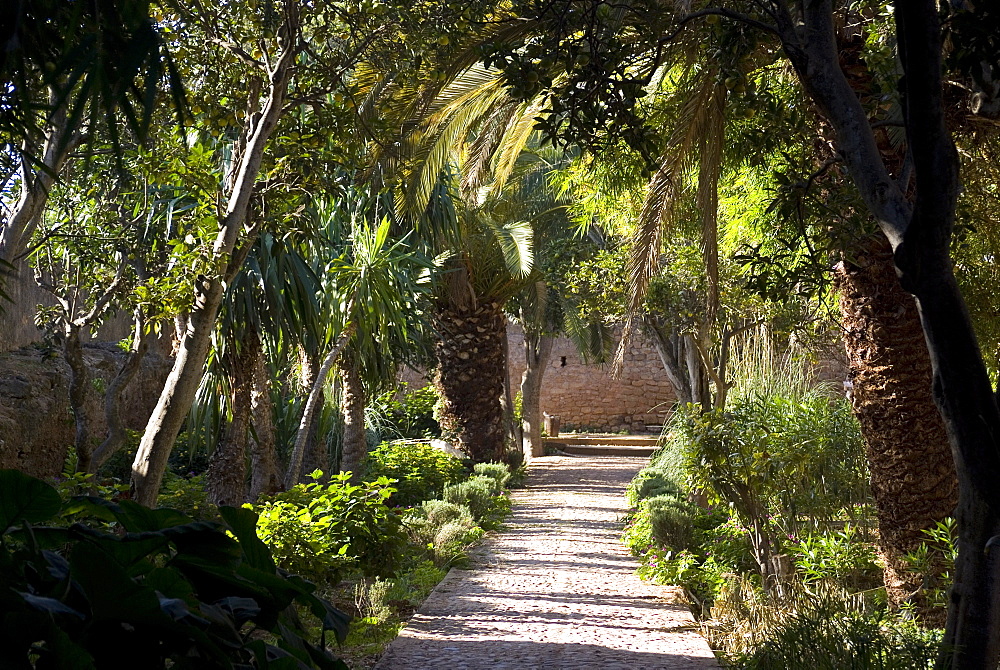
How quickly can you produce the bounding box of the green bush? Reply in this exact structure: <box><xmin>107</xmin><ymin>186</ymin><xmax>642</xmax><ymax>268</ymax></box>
<box><xmin>473</xmin><ymin>462</ymin><xmax>512</xmax><ymax>490</ymax></box>
<box><xmin>647</xmin><ymin>494</ymin><xmax>698</xmax><ymax>550</ymax></box>
<box><xmin>791</xmin><ymin>525</ymin><xmax>881</xmax><ymax>591</ymax></box>
<box><xmin>252</xmin><ymin>472</ymin><xmax>406</xmax><ymax>585</ymax></box>
<box><xmin>724</xmin><ymin>595</ymin><xmax>941</xmax><ymax>670</ymax></box>
<box><xmin>0</xmin><ymin>469</ymin><xmax>349</xmax><ymax>669</ymax></box>
<box><xmin>433</xmin><ymin>520</ymin><xmax>485</xmax><ymax>564</ymax></box>
<box><xmin>627</xmin><ymin>467</ymin><xmax>685</xmax><ymax>506</ymax></box>
<box><xmin>442</xmin><ymin>476</ymin><xmax>512</xmax><ymax>529</ymax></box>
<box><xmin>365</xmin><ymin>441</ymin><xmax>465</xmax><ymax>507</ymax></box>
<box><xmin>158</xmin><ymin>472</ymin><xmax>219</xmax><ymax>521</ymax></box>
<box><xmin>382</xmin><ymin>384</ymin><xmax>441</xmax><ymax>439</ymax></box>
<box><xmin>403</xmin><ymin>500</ymin><xmax>484</xmax><ymax>567</ymax></box>
<box><xmin>421</xmin><ymin>499</ymin><xmax>474</xmax><ymax>527</ymax></box>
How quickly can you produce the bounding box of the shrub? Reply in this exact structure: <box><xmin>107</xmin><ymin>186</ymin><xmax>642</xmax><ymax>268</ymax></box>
<box><xmin>365</xmin><ymin>441</ymin><xmax>465</xmax><ymax>506</ymax></box>
<box><xmin>443</xmin><ymin>477</ymin><xmax>498</xmax><ymax>519</ymax></box>
<box><xmin>627</xmin><ymin>467</ymin><xmax>684</xmax><ymax>506</ymax></box>
<box><xmin>403</xmin><ymin>500</ymin><xmax>484</xmax><ymax>568</ymax></box>
<box><xmin>382</xmin><ymin>384</ymin><xmax>441</xmax><ymax>439</ymax></box>
<box><xmin>647</xmin><ymin>494</ymin><xmax>698</xmax><ymax>551</ymax></box>
<box><xmin>791</xmin><ymin>525</ymin><xmax>881</xmax><ymax>591</ymax></box>
<box><xmin>433</xmin><ymin>520</ymin><xmax>485</xmax><ymax>565</ymax></box>
<box><xmin>252</xmin><ymin>472</ymin><xmax>406</xmax><ymax>585</ymax></box>
<box><xmin>473</xmin><ymin>462</ymin><xmax>511</xmax><ymax>490</ymax></box>
<box><xmin>716</xmin><ymin>584</ymin><xmax>941</xmax><ymax>670</ymax></box>
<box><xmin>0</xmin><ymin>469</ymin><xmax>349</xmax><ymax>669</ymax></box>
<box><xmin>158</xmin><ymin>472</ymin><xmax>219</xmax><ymax>521</ymax></box>
<box><xmin>421</xmin><ymin>499</ymin><xmax>474</xmax><ymax>527</ymax></box>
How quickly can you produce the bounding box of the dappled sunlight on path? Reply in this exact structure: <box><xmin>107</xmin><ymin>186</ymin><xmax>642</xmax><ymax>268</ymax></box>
<box><xmin>374</xmin><ymin>456</ymin><xmax>719</xmax><ymax>669</ymax></box>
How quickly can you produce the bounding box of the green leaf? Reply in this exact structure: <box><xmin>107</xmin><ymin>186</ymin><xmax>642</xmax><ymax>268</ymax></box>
<box><xmin>220</xmin><ymin>506</ymin><xmax>275</xmax><ymax>572</ymax></box>
<box><xmin>0</xmin><ymin>469</ymin><xmax>63</xmax><ymax>533</ymax></box>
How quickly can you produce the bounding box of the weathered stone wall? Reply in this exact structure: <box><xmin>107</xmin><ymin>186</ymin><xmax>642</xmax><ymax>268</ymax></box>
<box><xmin>0</xmin><ymin>344</ymin><xmax>172</xmax><ymax>477</ymax></box>
<box><xmin>402</xmin><ymin>322</ymin><xmax>677</xmax><ymax>432</ymax></box>
<box><xmin>506</xmin><ymin>324</ymin><xmax>675</xmax><ymax>432</ymax></box>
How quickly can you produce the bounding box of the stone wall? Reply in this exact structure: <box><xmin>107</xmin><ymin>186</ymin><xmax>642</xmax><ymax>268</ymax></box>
<box><xmin>402</xmin><ymin>322</ymin><xmax>677</xmax><ymax>433</ymax></box>
<box><xmin>507</xmin><ymin>325</ymin><xmax>675</xmax><ymax>432</ymax></box>
<box><xmin>0</xmin><ymin>344</ymin><xmax>172</xmax><ymax>477</ymax></box>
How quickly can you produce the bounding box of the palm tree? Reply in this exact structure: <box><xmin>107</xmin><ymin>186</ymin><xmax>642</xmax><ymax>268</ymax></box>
<box><xmin>203</xmin><ymin>232</ymin><xmax>322</xmax><ymax>505</ymax></box>
<box><xmin>284</xmin><ymin>196</ymin><xmax>433</xmax><ymax>485</ymax></box>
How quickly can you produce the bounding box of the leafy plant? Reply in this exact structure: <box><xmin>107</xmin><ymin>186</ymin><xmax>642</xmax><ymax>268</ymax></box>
<box><xmin>378</xmin><ymin>384</ymin><xmax>442</xmax><ymax>439</ymax></box>
<box><xmin>0</xmin><ymin>469</ymin><xmax>350</xmax><ymax>669</ymax></box>
<box><xmin>364</xmin><ymin>440</ymin><xmax>466</xmax><ymax>506</ymax></box>
<box><xmin>252</xmin><ymin>472</ymin><xmax>406</xmax><ymax>585</ymax></box>
<box><xmin>717</xmin><ymin>584</ymin><xmax>941</xmax><ymax>670</ymax></box>
<box><xmin>472</xmin><ymin>462</ymin><xmax>512</xmax><ymax>490</ymax></box>
<box><xmin>791</xmin><ymin>525</ymin><xmax>881</xmax><ymax>591</ymax></box>
<box><xmin>443</xmin><ymin>476</ymin><xmax>509</xmax><ymax>527</ymax></box>
<box><xmin>403</xmin><ymin>500</ymin><xmax>485</xmax><ymax>567</ymax></box>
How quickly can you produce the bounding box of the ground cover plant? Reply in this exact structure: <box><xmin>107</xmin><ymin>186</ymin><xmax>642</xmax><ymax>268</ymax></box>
<box><xmin>621</xmin><ymin>349</ymin><xmax>947</xmax><ymax>666</ymax></box>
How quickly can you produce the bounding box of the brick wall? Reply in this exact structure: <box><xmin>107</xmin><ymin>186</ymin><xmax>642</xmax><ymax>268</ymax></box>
<box><xmin>402</xmin><ymin>322</ymin><xmax>678</xmax><ymax>433</ymax></box>
<box><xmin>507</xmin><ymin>324</ymin><xmax>675</xmax><ymax>432</ymax></box>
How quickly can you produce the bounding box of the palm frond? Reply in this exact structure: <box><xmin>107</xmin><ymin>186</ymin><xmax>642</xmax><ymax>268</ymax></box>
<box><xmin>697</xmin><ymin>82</ymin><xmax>726</xmax><ymax>325</ymax></box>
<box><xmin>626</xmin><ymin>66</ymin><xmax>718</xmax><ymax>316</ymax></box>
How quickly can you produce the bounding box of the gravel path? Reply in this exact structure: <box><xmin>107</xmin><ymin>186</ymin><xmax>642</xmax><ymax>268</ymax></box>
<box><xmin>374</xmin><ymin>455</ymin><xmax>720</xmax><ymax>670</ymax></box>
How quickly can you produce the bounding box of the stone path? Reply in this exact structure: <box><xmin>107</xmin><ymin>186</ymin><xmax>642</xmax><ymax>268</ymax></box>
<box><xmin>374</xmin><ymin>455</ymin><xmax>720</xmax><ymax>670</ymax></box>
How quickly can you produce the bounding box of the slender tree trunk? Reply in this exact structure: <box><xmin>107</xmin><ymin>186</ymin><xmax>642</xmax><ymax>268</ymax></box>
<box><xmin>500</xmin><ymin>322</ymin><xmax>522</xmax><ymax>456</ymax></box>
<box><xmin>834</xmin><ymin>235</ymin><xmax>957</xmax><ymax>621</ymax></box>
<box><xmin>644</xmin><ymin>317</ymin><xmax>692</xmax><ymax>406</ymax></box>
<box><xmin>520</xmin><ymin>328</ymin><xmax>552</xmax><ymax>459</ymax></box>
<box><xmin>285</xmin><ymin>321</ymin><xmax>356</xmax><ymax>487</ymax></box>
<box><xmin>130</xmin><ymin>31</ymin><xmax>297</xmax><ymax>506</ymax></box>
<box><xmin>0</xmin><ymin>89</ymin><xmax>78</xmax><ymax>264</ymax></box>
<box><xmin>90</xmin><ymin>310</ymin><xmax>149</xmax><ymax>472</ymax></box>
<box><xmin>339</xmin><ymin>355</ymin><xmax>367</xmax><ymax>479</ymax></box>
<box><xmin>63</xmin><ymin>325</ymin><xmax>93</xmax><ymax>473</ymax></box>
<box><xmin>249</xmin><ymin>340</ymin><xmax>281</xmax><ymax>500</ymax></box>
<box><xmin>434</xmin><ymin>301</ymin><xmax>507</xmax><ymax>462</ymax></box>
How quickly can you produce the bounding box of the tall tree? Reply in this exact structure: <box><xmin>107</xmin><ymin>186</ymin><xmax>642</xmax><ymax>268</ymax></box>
<box><xmin>130</xmin><ymin>2</ymin><xmax>301</xmax><ymax>505</ymax></box>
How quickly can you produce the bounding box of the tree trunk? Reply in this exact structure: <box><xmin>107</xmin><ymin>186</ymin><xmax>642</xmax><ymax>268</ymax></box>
<box><xmin>285</xmin><ymin>321</ymin><xmax>356</xmax><ymax>487</ymax></box>
<box><xmin>130</xmin><ymin>32</ymin><xmax>297</xmax><ymax>506</ymax></box>
<box><xmin>206</xmin><ymin>330</ymin><xmax>260</xmax><ymax>506</ymax></box>
<box><xmin>64</xmin><ymin>325</ymin><xmax>93</xmax><ymax>473</ymax></box>
<box><xmin>339</xmin><ymin>354</ymin><xmax>367</xmax><ymax>479</ymax></box>
<box><xmin>434</xmin><ymin>301</ymin><xmax>507</xmax><ymax>462</ymax></box>
<box><xmin>644</xmin><ymin>317</ymin><xmax>692</xmax><ymax>406</ymax></box>
<box><xmin>520</xmin><ymin>328</ymin><xmax>552</xmax><ymax>459</ymax></box>
<box><xmin>0</xmin><ymin>89</ymin><xmax>78</xmax><ymax>264</ymax></box>
<box><xmin>249</xmin><ymin>339</ymin><xmax>281</xmax><ymax>500</ymax></box>
<box><xmin>500</xmin><ymin>322</ymin><xmax>522</xmax><ymax>457</ymax></box>
<box><xmin>90</xmin><ymin>310</ymin><xmax>149</xmax><ymax>472</ymax></box>
<box><xmin>834</xmin><ymin>235</ymin><xmax>957</xmax><ymax>621</ymax></box>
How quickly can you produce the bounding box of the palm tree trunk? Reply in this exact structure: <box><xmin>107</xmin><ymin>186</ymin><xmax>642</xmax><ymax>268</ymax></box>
<box><xmin>339</xmin><ymin>355</ymin><xmax>367</xmax><ymax>479</ymax></box>
<box><xmin>434</xmin><ymin>301</ymin><xmax>507</xmax><ymax>462</ymax></box>
<box><xmin>206</xmin><ymin>330</ymin><xmax>260</xmax><ymax>506</ymax></box>
<box><xmin>520</xmin><ymin>327</ymin><xmax>552</xmax><ymax>459</ymax></box>
<box><xmin>834</xmin><ymin>235</ymin><xmax>957</xmax><ymax>620</ymax></box>
<box><xmin>249</xmin><ymin>338</ymin><xmax>281</xmax><ymax>500</ymax></box>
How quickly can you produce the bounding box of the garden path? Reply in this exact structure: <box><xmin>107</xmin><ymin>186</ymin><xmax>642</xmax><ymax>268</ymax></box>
<box><xmin>373</xmin><ymin>455</ymin><xmax>720</xmax><ymax>670</ymax></box>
